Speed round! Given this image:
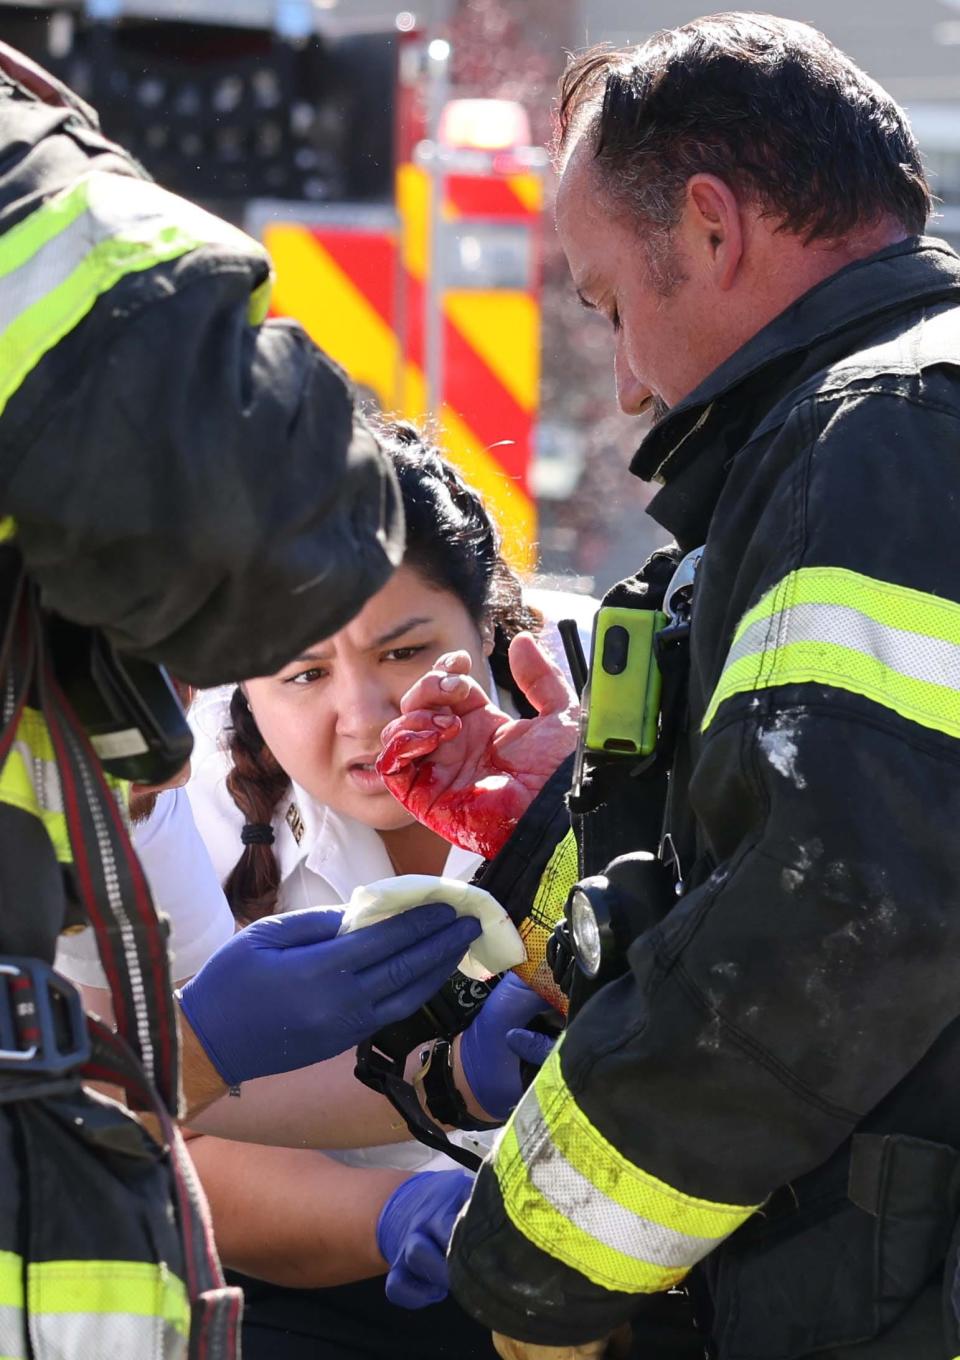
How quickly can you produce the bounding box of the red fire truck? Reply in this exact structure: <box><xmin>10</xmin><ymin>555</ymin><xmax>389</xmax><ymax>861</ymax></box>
<box><xmin>3</xmin><ymin>0</ymin><xmax>546</xmax><ymax>566</ymax></box>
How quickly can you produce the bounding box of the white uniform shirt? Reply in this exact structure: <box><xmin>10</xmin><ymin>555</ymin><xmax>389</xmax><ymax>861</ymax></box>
<box><xmin>54</xmin><ymin>787</ymin><xmax>236</xmax><ymax>988</ymax></box>
<box><xmin>57</xmin><ymin>589</ymin><xmax>596</xmax><ymax>1171</ymax></box>
<box><xmin>186</xmin><ymin>588</ymin><xmax>596</xmax><ymax>1172</ymax></box>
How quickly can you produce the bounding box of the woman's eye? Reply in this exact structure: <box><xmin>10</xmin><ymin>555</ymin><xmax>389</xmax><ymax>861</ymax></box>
<box><xmin>384</xmin><ymin>645</ymin><xmax>427</xmax><ymax>664</ymax></box>
<box><xmin>287</xmin><ymin>667</ymin><xmax>327</xmax><ymax>686</ymax></box>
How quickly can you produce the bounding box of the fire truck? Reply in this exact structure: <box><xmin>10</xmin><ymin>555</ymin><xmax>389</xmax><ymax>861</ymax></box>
<box><xmin>2</xmin><ymin>0</ymin><xmax>547</xmax><ymax>567</ymax></box>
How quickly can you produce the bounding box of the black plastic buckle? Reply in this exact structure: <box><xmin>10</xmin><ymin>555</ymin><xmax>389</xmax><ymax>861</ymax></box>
<box><xmin>546</xmin><ymin>918</ymin><xmax>577</xmax><ymax>998</ymax></box>
<box><xmin>653</xmin><ymin>617</ymin><xmax>691</xmax><ymax>662</ymax></box>
<box><xmin>354</xmin><ymin>1040</ymin><xmax>483</xmax><ymax>1172</ymax></box>
<box><xmin>0</xmin><ymin>957</ymin><xmax>91</xmax><ymax>1073</ymax></box>
<box><xmin>364</xmin><ymin>972</ymin><xmax>492</xmax><ymax>1068</ymax></box>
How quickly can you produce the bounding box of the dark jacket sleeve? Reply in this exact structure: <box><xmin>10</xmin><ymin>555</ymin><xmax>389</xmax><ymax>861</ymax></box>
<box><xmin>0</xmin><ymin>248</ymin><xmax>402</xmax><ymax>687</ymax></box>
<box><xmin>449</xmin><ymin>389</ymin><xmax>960</xmax><ymax>1343</ymax></box>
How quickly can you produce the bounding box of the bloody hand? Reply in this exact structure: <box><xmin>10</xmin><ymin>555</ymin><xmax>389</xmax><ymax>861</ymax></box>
<box><xmin>376</xmin><ymin>633</ymin><xmax>578</xmax><ymax>860</ymax></box>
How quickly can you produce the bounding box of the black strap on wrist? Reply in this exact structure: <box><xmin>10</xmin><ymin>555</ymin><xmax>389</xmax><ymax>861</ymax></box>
<box><xmin>421</xmin><ymin>1039</ymin><xmax>501</xmax><ymax>1132</ymax></box>
<box><xmin>354</xmin><ymin>1038</ymin><xmax>484</xmax><ymax>1171</ymax></box>
<box><xmin>353</xmin><ymin>972</ymin><xmax>496</xmax><ymax>1173</ymax></box>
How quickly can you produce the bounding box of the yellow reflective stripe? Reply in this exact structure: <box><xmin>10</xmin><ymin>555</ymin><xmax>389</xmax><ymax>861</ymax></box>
<box><xmin>535</xmin><ymin>1047</ymin><xmax>753</xmax><ymax>1240</ymax></box>
<box><xmin>27</xmin><ymin>1260</ymin><xmax>189</xmax><ymax>1335</ymax></box>
<box><xmin>530</xmin><ymin>828</ymin><xmax>579</xmax><ymax>927</ymax></box>
<box><xmin>0</xmin><ymin>518</ymin><xmax>15</xmax><ymax>543</ymax></box>
<box><xmin>0</xmin><ymin>235</ymin><xmax>196</xmax><ymax>418</ymax></box>
<box><xmin>0</xmin><ymin>1252</ymin><xmax>186</xmax><ymax>1359</ymax></box>
<box><xmin>247</xmin><ymin>270</ymin><xmax>274</xmax><ymax>324</ymax></box>
<box><xmin>494</xmin><ymin>1044</ymin><xmax>757</xmax><ymax>1293</ymax></box>
<box><xmin>512</xmin><ymin>828</ymin><xmax>579</xmax><ymax>1011</ymax></box>
<box><xmin>0</xmin><ymin>170</ymin><xmax>269</xmax><ymax>418</ymax></box>
<box><xmin>496</xmin><ymin>1119</ymin><xmax>686</xmax><ymax>1293</ymax></box>
<box><xmin>0</xmin><ymin>1252</ymin><xmax>27</xmax><ymax>1360</ymax></box>
<box><xmin>703</xmin><ymin>567</ymin><xmax>960</xmax><ymax>734</ymax></box>
<box><xmin>729</xmin><ymin>566</ymin><xmax>960</xmax><ymax>650</ymax></box>
<box><xmin>0</xmin><ymin>1252</ymin><xmax>22</xmax><ymax>1309</ymax></box>
<box><xmin>0</xmin><ymin>707</ymin><xmax>70</xmax><ymax>863</ymax></box>
<box><xmin>0</xmin><ymin>707</ymin><xmax>132</xmax><ymax>864</ymax></box>
<box><xmin>0</xmin><ymin>176</ymin><xmax>91</xmax><ymax>280</ymax></box>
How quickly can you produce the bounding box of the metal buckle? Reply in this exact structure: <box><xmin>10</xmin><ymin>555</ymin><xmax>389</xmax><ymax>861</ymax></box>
<box><xmin>0</xmin><ymin>957</ymin><xmax>90</xmax><ymax>1073</ymax></box>
<box><xmin>662</xmin><ymin>546</ymin><xmax>705</xmax><ymax>626</ymax></box>
<box><xmin>656</xmin><ymin>546</ymin><xmax>705</xmax><ymax>660</ymax></box>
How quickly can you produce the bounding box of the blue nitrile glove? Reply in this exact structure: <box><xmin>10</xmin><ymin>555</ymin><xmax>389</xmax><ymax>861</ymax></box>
<box><xmin>505</xmin><ymin>1027</ymin><xmax>556</xmax><ymax>1068</ymax></box>
<box><xmin>376</xmin><ymin>1170</ymin><xmax>473</xmax><ymax>1309</ymax></box>
<box><xmin>177</xmin><ymin>905</ymin><xmax>480</xmax><ymax>1086</ymax></box>
<box><xmin>458</xmin><ymin>972</ymin><xmax>554</xmax><ymax>1121</ymax></box>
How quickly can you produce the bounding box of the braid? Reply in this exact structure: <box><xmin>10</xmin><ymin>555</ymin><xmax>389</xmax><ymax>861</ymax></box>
<box><xmin>223</xmin><ymin>687</ymin><xmax>290</xmax><ymax>925</ymax></box>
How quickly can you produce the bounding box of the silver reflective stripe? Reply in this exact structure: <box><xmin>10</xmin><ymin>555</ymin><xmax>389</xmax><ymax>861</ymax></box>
<box><xmin>0</xmin><ymin>1303</ymin><xmax>27</xmax><ymax>1360</ymax></box>
<box><xmin>0</xmin><ymin>208</ymin><xmax>98</xmax><ymax>324</ymax></box>
<box><xmin>0</xmin><ymin>170</ymin><xmax>269</xmax><ymax>418</ymax></box>
<box><xmin>728</xmin><ymin>601</ymin><xmax>960</xmax><ymax>691</ymax></box>
<box><xmin>0</xmin><ymin>171</ymin><xmax>263</xmax><ymax>321</ymax></box>
<box><xmin>29</xmin><ymin>1313</ymin><xmax>187</xmax><ymax>1359</ymax></box>
<box><xmin>512</xmin><ymin>1092</ymin><xmax>717</xmax><ymax>1269</ymax></box>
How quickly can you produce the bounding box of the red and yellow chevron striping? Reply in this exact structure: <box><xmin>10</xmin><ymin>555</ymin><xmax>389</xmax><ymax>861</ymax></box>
<box><xmin>261</xmin><ymin>159</ymin><xmax>543</xmax><ymax>572</ymax></box>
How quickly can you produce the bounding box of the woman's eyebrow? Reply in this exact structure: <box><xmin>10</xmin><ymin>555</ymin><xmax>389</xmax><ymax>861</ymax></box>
<box><xmin>290</xmin><ymin>616</ymin><xmax>433</xmax><ymax>665</ymax></box>
<box><xmin>291</xmin><ymin>649</ymin><xmax>332</xmax><ymax>663</ymax></box>
<box><xmin>368</xmin><ymin>616</ymin><xmax>433</xmax><ymax>650</ymax></box>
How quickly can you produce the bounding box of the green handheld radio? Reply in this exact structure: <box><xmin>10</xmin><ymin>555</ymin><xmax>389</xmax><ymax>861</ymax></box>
<box><xmin>580</xmin><ymin>607</ymin><xmax>667</xmax><ymax>758</ymax></box>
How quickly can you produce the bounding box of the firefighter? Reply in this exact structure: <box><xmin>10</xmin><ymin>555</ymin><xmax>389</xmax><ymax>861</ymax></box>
<box><xmin>378</xmin><ymin>14</ymin><xmax>960</xmax><ymax>1359</ymax></box>
<box><xmin>0</xmin><ymin>41</ymin><xmax>479</xmax><ymax>1359</ymax></box>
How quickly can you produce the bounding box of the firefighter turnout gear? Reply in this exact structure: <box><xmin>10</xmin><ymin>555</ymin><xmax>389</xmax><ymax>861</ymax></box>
<box><xmin>0</xmin><ymin>42</ymin><xmax>402</xmax><ymax>1359</ymax></box>
<box><xmin>0</xmin><ymin>42</ymin><xmax>402</xmax><ymax>689</ymax></box>
<box><xmin>451</xmin><ymin>237</ymin><xmax>960</xmax><ymax>1356</ymax></box>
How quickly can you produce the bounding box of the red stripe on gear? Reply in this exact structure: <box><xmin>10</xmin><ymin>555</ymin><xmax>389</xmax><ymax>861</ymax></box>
<box><xmin>446</xmin><ymin>175</ymin><xmax>532</xmax><ymax>219</ymax></box>
<box><xmin>308</xmin><ymin>229</ymin><xmax>396</xmax><ymax>327</ymax></box>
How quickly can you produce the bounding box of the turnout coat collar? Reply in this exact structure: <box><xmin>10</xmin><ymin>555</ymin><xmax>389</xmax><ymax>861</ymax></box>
<box><xmin>632</xmin><ymin>236</ymin><xmax>960</xmax><ymax>547</ymax></box>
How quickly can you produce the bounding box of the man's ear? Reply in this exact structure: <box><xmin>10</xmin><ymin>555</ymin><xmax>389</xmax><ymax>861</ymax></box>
<box><xmin>686</xmin><ymin>174</ymin><xmax>744</xmax><ymax>290</ymax></box>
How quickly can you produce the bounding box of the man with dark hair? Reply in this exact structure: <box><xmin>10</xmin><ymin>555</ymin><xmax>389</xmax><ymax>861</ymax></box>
<box><xmin>387</xmin><ymin>12</ymin><xmax>960</xmax><ymax>1360</ymax></box>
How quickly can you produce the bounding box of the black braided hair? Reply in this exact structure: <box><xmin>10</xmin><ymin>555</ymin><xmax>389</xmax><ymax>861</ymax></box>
<box><xmin>223</xmin><ymin>687</ymin><xmax>290</xmax><ymax>924</ymax></box>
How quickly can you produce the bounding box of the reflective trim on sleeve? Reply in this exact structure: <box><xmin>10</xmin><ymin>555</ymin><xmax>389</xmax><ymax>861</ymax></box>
<box><xmin>0</xmin><ymin>707</ymin><xmax>70</xmax><ymax>862</ymax></box>
<box><xmin>702</xmin><ymin>566</ymin><xmax>960</xmax><ymax>737</ymax></box>
<box><xmin>0</xmin><ymin>1251</ymin><xmax>25</xmax><ymax>1360</ymax></box>
<box><xmin>0</xmin><ymin>518</ymin><xmax>15</xmax><ymax>543</ymax></box>
<box><xmin>493</xmin><ymin>1044</ymin><xmax>757</xmax><ymax>1293</ymax></box>
<box><xmin>27</xmin><ymin>1258</ymin><xmax>189</xmax><ymax>1358</ymax></box>
<box><xmin>30</xmin><ymin>1313</ymin><xmax>186</xmax><ymax>1360</ymax></box>
<box><xmin>247</xmin><ymin>271</ymin><xmax>274</xmax><ymax>325</ymax></box>
<box><xmin>0</xmin><ymin>706</ymin><xmax>128</xmax><ymax>864</ymax></box>
<box><xmin>0</xmin><ymin>169</ymin><xmax>270</xmax><ymax>417</ymax></box>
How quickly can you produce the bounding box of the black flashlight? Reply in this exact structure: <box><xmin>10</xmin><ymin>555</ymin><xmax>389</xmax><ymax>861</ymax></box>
<box><xmin>562</xmin><ymin>851</ymin><xmax>675</xmax><ymax>1015</ymax></box>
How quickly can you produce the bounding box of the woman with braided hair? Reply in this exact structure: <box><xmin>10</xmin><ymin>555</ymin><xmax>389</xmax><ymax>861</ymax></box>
<box><xmin>183</xmin><ymin>424</ymin><xmax>595</xmax><ymax>1360</ymax></box>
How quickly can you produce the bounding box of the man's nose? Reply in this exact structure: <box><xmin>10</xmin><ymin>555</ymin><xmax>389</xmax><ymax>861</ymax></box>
<box><xmin>614</xmin><ymin>347</ymin><xmax>652</xmax><ymax>416</ymax></box>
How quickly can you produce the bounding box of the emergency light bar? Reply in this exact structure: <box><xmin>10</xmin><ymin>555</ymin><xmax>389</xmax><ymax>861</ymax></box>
<box><xmin>438</xmin><ymin>98</ymin><xmax>532</xmax><ymax>152</ymax></box>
